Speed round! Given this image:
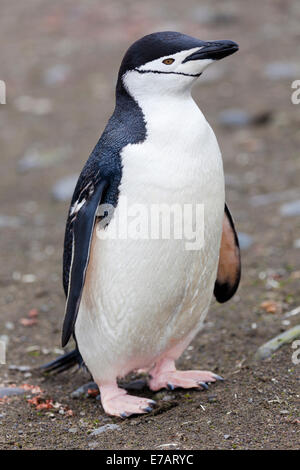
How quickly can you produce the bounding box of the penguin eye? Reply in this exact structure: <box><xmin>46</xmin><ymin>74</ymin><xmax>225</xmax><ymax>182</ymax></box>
<box><xmin>162</xmin><ymin>58</ymin><xmax>175</xmax><ymax>65</ymax></box>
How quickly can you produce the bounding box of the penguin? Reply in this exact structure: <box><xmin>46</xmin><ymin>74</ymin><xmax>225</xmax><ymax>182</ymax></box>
<box><xmin>42</xmin><ymin>31</ymin><xmax>241</xmax><ymax>417</ymax></box>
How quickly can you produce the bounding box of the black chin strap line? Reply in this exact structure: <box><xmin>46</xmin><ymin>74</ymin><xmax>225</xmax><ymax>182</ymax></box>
<box><xmin>133</xmin><ymin>68</ymin><xmax>202</xmax><ymax>78</ymax></box>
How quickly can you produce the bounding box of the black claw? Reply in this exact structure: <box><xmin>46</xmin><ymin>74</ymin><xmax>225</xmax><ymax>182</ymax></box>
<box><xmin>167</xmin><ymin>383</ymin><xmax>175</xmax><ymax>390</ymax></box>
<box><xmin>199</xmin><ymin>382</ymin><xmax>209</xmax><ymax>390</ymax></box>
<box><xmin>143</xmin><ymin>406</ymin><xmax>153</xmax><ymax>413</ymax></box>
<box><xmin>120</xmin><ymin>412</ymin><xmax>129</xmax><ymax>418</ymax></box>
<box><xmin>148</xmin><ymin>399</ymin><xmax>157</xmax><ymax>406</ymax></box>
<box><xmin>213</xmin><ymin>374</ymin><xmax>224</xmax><ymax>381</ymax></box>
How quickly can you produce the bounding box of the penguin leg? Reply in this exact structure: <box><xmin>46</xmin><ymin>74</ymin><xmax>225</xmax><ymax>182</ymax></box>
<box><xmin>98</xmin><ymin>382</ymin><xmax>156</xmax><ymax>418</ymax></box>
<box><xmin>148</xmin><ymin>343</ymin><xmax>223</xmax><ymax>391</ymax></box>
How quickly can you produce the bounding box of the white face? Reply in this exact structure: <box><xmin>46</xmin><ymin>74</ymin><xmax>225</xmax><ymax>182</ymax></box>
<box><xmin>123</xmin><ymin>47</ymin><xmax>214</xmax><ymax>99</ymax></box>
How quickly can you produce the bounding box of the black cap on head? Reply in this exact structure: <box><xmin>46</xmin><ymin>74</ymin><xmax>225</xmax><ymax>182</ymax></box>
<box><xmin>119</xmin><ymin>31</ymin><xmax>206</xmax><ymax>74</ymax></box>
<box><xmin>116</xmin><ymin>31</ymin><xmax>239</xmax><ymax>95</ymax></box>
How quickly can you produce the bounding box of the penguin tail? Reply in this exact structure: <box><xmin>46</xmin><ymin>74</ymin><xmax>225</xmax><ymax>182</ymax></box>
<box><xmin>40</xmin><ymin>348</ymin><xmax>83</xmax><ymax>374</ymax></box>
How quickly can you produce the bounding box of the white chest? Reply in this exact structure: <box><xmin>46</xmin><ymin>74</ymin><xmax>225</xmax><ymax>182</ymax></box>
<box><xmin>119</xmin><ymin>95</ymin><xmax>224</xmax><ymax>204</ymax></box>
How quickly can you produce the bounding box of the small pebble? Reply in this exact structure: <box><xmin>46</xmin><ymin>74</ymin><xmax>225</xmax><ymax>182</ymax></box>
<box><xmin>218</xmin><ymin>109</ymin><xmax>252</xmax><ymax>127</ymax></box>
<box><xmin>90</xmin><ymin>423</ymin><xmax>121</xmax><ymax>436</ymax></box>
<box><xmin>8</xmin><ymin>365</ymin><xmax>31</xmax><ymax>372</ymax></box>
<box><xmin>68</xmin><ymin>427</ymin><xmax>78</xmax><ymax>433</ymax></box>
<box><xmin>0</xmin><ymin>388</ymin><xmax>26</xmax><ymax>398</ymax></box>
<box><xmin>88</xmin><ymin>441</ymin><xmax>98</xmax><ymax>448</ymax></box>
<box><xmin>238</xmin><ymin>232</ymin><xmax>253</xmax><ymax>250</ymax></box>
<box><xmin>0</xmin><ymin>216</ymin><xmax>23</xmax><ymax>228</ymax></box>
<box><xmin>208</xmin><ymin>395</ymin><xmax>217</xmax><ymax>403</ymax></box>
<box><xmin>162</xmin><ymin>394</ymin><xmax>175</xmax><ymax>402</ymax></box>
<box><xmin>14</xmin><ymin>96</ymin><xmax>52</xmax><ymax>115</ymax></box>
<box><xmin>44</xmin><ymin>64</ymin><xmax>70</xmax><ymax>86</ymax></box>
<box><xmin>71</xmin><ymin>382</ymin><xmax>98</xmax><ymax>399</ymax></box>
<box><xmin>294</xmin><ymin>239</ymin><xmax>300</xmax><ymax>249</ymax></box>
<box><xmin>51</xmin><ymin>174</ymin><xmax>78</xmax><ymax>202</ymax></box>
<box><xmin>280</xmin><ymin>200</ymin><xmax>300</xmax><ymax>217</ymax></box>
<box><xmin>18</xmin><ymin>147</ymin><xmax>69</xmax><ymax>172</ymax></box>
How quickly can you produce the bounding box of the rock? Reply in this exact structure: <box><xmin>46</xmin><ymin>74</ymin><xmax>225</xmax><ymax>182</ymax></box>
<box><xmin>238</xmin><ymin>232</ymin><xmax>253</xmax><ymax>250</ymax></box>
<box><xmin>14</xmin><ymin>96</ymin><xmax>52</xmax><ymax>115</ymax></box>
<box><xmin>224</xmin><ymin>434</ymin><xmax>231</xmax><ymax>439</ymax></box>
<box><xmin>294</xmin><ymin>239</ymin><xmax>300</xmax><ymax>248</ymax></box>
<box><xmin>264</xmin><ymin>62</ymin><xmax>300</xmax><ymax>80</ymax></box>
<box><xmin>90</xmin><ymin>423</ymin><xmax>121</xmax><ymax>436</ymax></box>
<box><xmin>190</xmin><ymin>5</ymin><xmax>237</xmax><ymax>25</ymax></box>
<box><xmin>284</xmin><ymin>306</ymin><xmax>300</xmax><ymax>318</ymax></box>
<box><xmin>157</xmin><ymin>443</ymin><xmax>180</xmax><ymax>449</ymax></box>
<box><xmin>21</xmin><ymin>274</ymin><xmax>36</xmax><ymax>284</ymax></box>
<box><xmin>0</xmin><ymin>216</ymin><xmax>23</xmax><ymax>228</ymax></box>
<box><xmin>153</xmin><ymin>392</ymin><xmax>167</xmax><ymax>400</ymax></box>
<box><xmin>8</xmin><ymin>365</ymin><xmax>31</xmax><ymax>372</ymax></box>
<box><xmin>280</xmin><ymin>200</ymin><xmax>300</xmax><ymax>217</ymax></box>
<box><xmin>71</xmin><ymin>382</ymin><xmax>98</xmax><ymax>399</ymax></box>
<box><xmin>0</xmin><ymin>388</ymin><xmax>26</xmax><ymax>398</ymax></box>
<box><xmin>218</xmin><ymin>109</ymin><xmax>252</xmax><ymax>128</ymax></box>
<box><xmin>44</xmin><ymin>64</ymin><xmax>70</xmax><ymax>86</ymax></box>
<box><xmin>68</xmin><ymin>427</ymin><xmax>78</xmax><ymax>433</ymax></box>
<box><xmin>18</xmin><ymin>147</ymin><xmax>70</xmax><ymax>172</ymax></box>
<box><xmin>162</xmin><ymin>394</ymin><xmax>175</xmax><ymax>402</ymax></box>
<box><xmin>219</xmin><ymin>109</ymin><xmax>272</xmax><ymax>128</ymax></box>
<box><xmin>208</xmin><ymin>394</ymin><xmax>217</xmax><ymax>403</ymax></box>
<box><xmin>250</xmin><ymin>189</ymin><xmax>300</xmax><ymax>207</ymax></box>
<box><xmin>88</xmin><ymin>441</ymin><xmax>98</xmax><ymax>448</ymax></box>
<box><xmin>254</xmin><ymin>324</ymin><xmax>300</xmax><ymax>360</ymax></box>
<box><xmin>51</xmin><ymin>174</ymin><xmax>78</xmax><ymax>202</ymax></box>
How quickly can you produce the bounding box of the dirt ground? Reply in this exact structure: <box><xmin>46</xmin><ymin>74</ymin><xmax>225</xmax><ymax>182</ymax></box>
<box><xmin>0</xmin><ymin>0</ymin><xmax>299</xmax><ymax>450</ymax></box>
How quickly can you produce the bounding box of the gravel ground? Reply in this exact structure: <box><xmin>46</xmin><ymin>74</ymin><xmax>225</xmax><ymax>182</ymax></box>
<box><xmin>0</xmin><ymin>0</ymin><xmax>299</xmax><ymax>450</ymax></box>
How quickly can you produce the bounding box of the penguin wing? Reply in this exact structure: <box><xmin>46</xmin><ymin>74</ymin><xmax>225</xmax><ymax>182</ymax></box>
<box><xmin>62</xmin><ymin>177</ymin><xmax>108</xmax><ymax>347</ymax></box>
<box><xmin>214</xmin><ymin>204</ymin><xmax>241</xmax><ymax>303</ymax></box>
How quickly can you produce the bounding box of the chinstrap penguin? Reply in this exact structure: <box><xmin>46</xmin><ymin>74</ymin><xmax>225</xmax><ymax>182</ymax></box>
<box><xmin>42</xmin><ymin>31</ymin><xmax>241</xmax><ymax>417</ymax></box>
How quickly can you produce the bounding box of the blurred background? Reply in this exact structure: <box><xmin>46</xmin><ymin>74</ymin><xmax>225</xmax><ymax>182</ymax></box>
<box><xmin>0</xmin><ymin>0</ymin><xmax>299</xmax><ymax>450</ymax></box>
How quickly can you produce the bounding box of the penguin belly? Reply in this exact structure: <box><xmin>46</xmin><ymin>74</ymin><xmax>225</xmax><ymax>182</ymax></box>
<box><xmin>75</xmin><ymin>102</ymin><xmax>225</xmax><ymax>383</ymax></box>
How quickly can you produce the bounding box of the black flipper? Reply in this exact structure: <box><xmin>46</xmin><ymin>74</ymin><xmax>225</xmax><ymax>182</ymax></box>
<box><xmin>62</xmin><ymin>179</ymin><xmax>108</xmax><ymax>347</ymax></box>
<box><xmin>214</xmin><ymin>203</ymin><xmax>241</xmax><ymax>303</ymax></box>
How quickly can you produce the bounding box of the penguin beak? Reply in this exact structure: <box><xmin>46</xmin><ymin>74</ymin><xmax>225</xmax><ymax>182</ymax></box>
<box><xmin>182</xmin><ymin>40</ymin><xmax>239</xmax><ymax>62</ymax></box>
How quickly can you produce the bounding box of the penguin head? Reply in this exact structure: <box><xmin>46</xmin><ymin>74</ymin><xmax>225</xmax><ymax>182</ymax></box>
<box><xmin>118</xmin><ymin>32</ymin><xmax>238</xmax><ymax>98</ymax></box>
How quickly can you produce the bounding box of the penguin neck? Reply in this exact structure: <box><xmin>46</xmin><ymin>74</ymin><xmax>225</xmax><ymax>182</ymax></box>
<box><xmin>135</xmin><ymin>90</ymin><xmax>195</xmax><ymax>118</ymax></box>
<box><xmin>128</xmin><ymin>88</ymin><xmax>204</xmax><ymax>140</ymax></box>
<box><xmin>116</xmin><ymin>79</ymin><xmax>194</xmax><ymax>116</ymax></box>
<box><xmin>114</xmin><ymin>81</ymin><xmax>206</xmax><ymax>146</ymax></box>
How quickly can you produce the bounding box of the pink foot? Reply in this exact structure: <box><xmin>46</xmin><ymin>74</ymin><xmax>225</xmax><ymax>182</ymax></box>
<box><xmin>99</xmin><ymin>384</ymin><xmax>156</xmax><ymax>418</ymax></box>
<box><xmin>149</xmin><ymin>359</ymin><xmax>223</xmax><ymax>391</ymax></box>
